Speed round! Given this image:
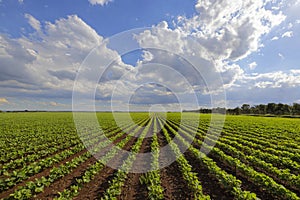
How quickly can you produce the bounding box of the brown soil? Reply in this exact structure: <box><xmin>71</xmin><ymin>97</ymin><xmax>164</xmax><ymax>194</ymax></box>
<box><xmin>1</xmin><ymin>143</ymin><xmax>79</xmax><ymax>176</ymax></box>
<box><xmin>0</xmin><ymin>126</ymin><xmax>116</xmax><ymax>168</ymax></box>
<box><xmin>0</xmin><ymin>126</ymin><xmax>120</xmax><ymax>177</ymax></box>
<box><xmin>0</xmin><ymin>126</ymin><xmax>126</xmax><ymax>199</ymax></box>
<box><xmin>73</xmin><ymin>121</ymin><xmax>148</xmax><ymax>200</ymax></box>
<box><xmin>164</xmin><ymin>121</ymin><xmax>234</xmax><ymax>199</ymax></box>
<box><xmin>3</xmin><ymin>118</ymin><xmax>297</xmax><ymax>200</ymax></box>
<box><xmin>215</xmin><ymin>139</ymin><xmax>300</xmax><ymax>196</ymax></box>
<box><xmin>34</xmin><ymin>125</ymin><xmax>142</xmax><ymax>200</ymax></box>
<box><xmin>184</xmin><ymin>151</ymin><xmax>234</xmax><ymax>200</ymax></box>
<box><xmin>192</xmin><ymin>138</ymin><xmax>276</xmax><ymax>200</ymax></box>
<box><xmin>118</xmin><ymin>120</ymin><xmax>154</xmax><ymax>200</ymax></box>
<box><xmin>34</xmin><ymin>156</ymin><xmax>97</xmax><ymax>200</ymax></box>
<box><xmin>0</xmin><ymin>148</ymin><xmax>88</xmax><ymax>199</ymax></box>
<box><xmin>157</xmin><ymin>127</ymin><xmax>193</xmax><ymax>199</ymax></box>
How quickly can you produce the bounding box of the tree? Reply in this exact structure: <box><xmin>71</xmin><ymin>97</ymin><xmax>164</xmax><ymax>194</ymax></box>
<box><xmin>256</xmin><ymin>104</ymin><xmax>267</xmax><ymax>114</ymax></box>
<box><xmin>266</xmin><ymin>103</ymin><xmax>276</xmax><ymax>114</ymax></box>
<box><xmin>212</xmin><ymin>107</ymin><xmax>226</xmax><ymax>114</ymax></box>
<box><xmin>250</xmin><ymin>105</ymin><xmax>260</xmax><ymax>114</ymax></box>
<box><xmin>199</xmin><ymin>108</ymin><xmax>212</xmax><ymax>113</ymax></box>
<box><xmin>233</xmin><ymin>107</ymin><xmax>241</xmax><ymax>115</ymax></box>
<box><xmin>292</xmin><ymin>103</ymin><xmax>300</xmax><ymax>115</ymax></box>
<box><xmin>282</xmin><ymin>104</ymin><xmax>291</xmax><ymax>115</ymax></box>
<box><xmin>241</xmin><ymin>104</ymin><xmax>250</xmax><ymax>114</ymax></box>
<box><xmin>275</xmin><ymin>103</ymin><xmax>284</xmax><ymax>115</ymax></box>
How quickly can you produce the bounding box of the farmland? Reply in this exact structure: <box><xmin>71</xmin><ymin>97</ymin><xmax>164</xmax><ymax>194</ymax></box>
<box><xmin>0</xmin><ymin>112</ymin><xmax>300</xmax><ymax>200</ymax></box>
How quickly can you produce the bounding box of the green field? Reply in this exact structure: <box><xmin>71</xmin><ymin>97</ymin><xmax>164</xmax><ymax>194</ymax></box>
<box><xmin>0</xmin><ymin>112</ymin><xmax>299</xmax><ymax>199</ymax></box>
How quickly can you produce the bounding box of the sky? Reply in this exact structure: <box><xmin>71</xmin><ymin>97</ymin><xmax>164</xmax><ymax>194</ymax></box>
<box><xmin>0</xmin><ymin>0</ymin><xmax>300</xmax><ymax>111</ymax></box>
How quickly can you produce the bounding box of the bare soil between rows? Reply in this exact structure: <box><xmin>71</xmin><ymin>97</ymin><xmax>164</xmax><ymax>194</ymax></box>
<box><xmin>2</xmin><ymin>118</ymin><xmax>294</xmax><ymax>200</ymax></box>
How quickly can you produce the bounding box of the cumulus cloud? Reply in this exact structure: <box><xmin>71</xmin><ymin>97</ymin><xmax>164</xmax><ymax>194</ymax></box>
<box><xmin>128</xmin><ymin>0</ymin><xmax>300</xmax><ymax>109</ymax></box>
<box><xmin>49</xmin><ymin>101</ymin><xmax>60</xmax><ymax>106</ymax></box>
<box><xmin>134</xmin><ymin>0</ymin><xmax>286</xmax><ymax>98</ymax></box>
<box><xmin>225</xmin><ymin>69</ymin><xmax>300</xmax><ymax>106</ymax></box>
<box><xmin>249</xmin><ymin>62</ymin><xmax>257</xmax><ymax>70</ymax></box>
<box><xmin>130</xmin><ymin>84</ymin><xmax>178</xmax><ymax>105</ymax></box>
<box><xmin>0</xmin><ymin>0</ymin><xmax>294</xmax><ymax>109</ymax></box>
<box><xmin>177</xmin><ymin>0</ymin><xmax>286</xmax><ymax>61</ymax></box>
<box><xmin>48</xmin><ymin>70</ymin><xmax>76</xmax><ymax>81</ymax></box>
<box><xmin>88</xmin><ymin>0</ymin><xmax>113</xmax><ymax>6</ymax></box>
<box><xmin>0</xmin><ymin>14</ymin><xmax>110</xmax><ymax>101</ymax></box>
<box><xmin>141</xmin><ymin>50</ymin><xmax>154</xmax><ymax>63</ymax></box>
<box><xmin>278</xmin><ymin>53</ymin><xmax>285</xmax><ymax>59</ymax></box>
<box><xmin>281</xmin><ymin>31</ymin><xmax>293</xmax><ymax>38</ymax></box>
<box><xmin>290</xmin><ymin>69</ymin><xmax>300</xmax><ymax>74</ymax></box>
<box><xmin>24</xmin><ymin>14</ymin><xmax>41</xmax><ymax>32</ymax></box>
<box><xmin>0</xmin><ymin>35</ymin><xmax>36</xmax><ymax>84</ymax></box>
<box><xmin>0</xmin><ymin>98</ymin><xmax>9</xmax><ymax>104</ymax></box>
<box><xmin>287</xmin><ymin>22</ymin><xmax>293</xmax><ymax>29</ymax></box>
<box><xmin>249</xmin><ymin>70</ymin><xmax>300</xmax><ymax>88</ymax></box>
<box><xmin>135</xmin><ymin>21</ymin><xmax>186</xmax><ymax>55</ymax></box>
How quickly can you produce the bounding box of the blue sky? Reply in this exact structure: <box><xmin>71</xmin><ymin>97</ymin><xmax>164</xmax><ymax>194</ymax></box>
<box><xmin>0</xmin><ymin>0</ymin><xmax>196</xmax><ymax>37</ymax></box>
<box><xmin>0</xmin><ymin>0</ymin><xmax>300</xmax><ymax>111</ymax></box>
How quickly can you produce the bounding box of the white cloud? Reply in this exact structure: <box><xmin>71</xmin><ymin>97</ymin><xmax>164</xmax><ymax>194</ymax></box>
<box><xmin>141</xmin><ymin>50</ymin><xmax>154</xmax><ymax>62</ymax></box>
<box><xmin>18</xmin><ymin>0</ymin><xmax>23</xmax><ymax>4</ymax></box>
<box><xmin>134</xmin><ymin>0</ymin><xmax>286</xmax><ymax>99</ymax></box>
<box><xmin>287</xmin><ymin>22</ymin><xmax>293</xmax><ymax>29</ymax></box>
<box><xmin>24</xmin><ymin>14</ymin><xmax>41</xmax><ymax>32</ymax></box>
<box><xmin>136</xmin><ymin>50</ymin><xmax>154</xmax><ymax>66</ymax></box>
<box><xmin>290</xmin><ymin>69</ymin><xmax>300</xmax><ymax>74</ymax></box>
<box><xmin>224</xmin><ymin>69</ymin><xmax>300</xmax><ymax>105</ymax></box>
<box><xmin>271</xmin><ymin>36</ymin><xmax>279</xmax><ymax>41</ymax></box>
<box><xmin>278</xmin><ymin>53</ymin><xmax>285</xmax><ymax>59</ymax></box>
<box><xmin>249</xmin><ymin>62</ymin><xmax>257</xmax><ymax>70</ymax></box>
<box><xmin>0</xmin><ymin>14</ymin><xmax>116</xmax><ymax>101</ymax></box>
<box><xmin>0</xmin><ymin>98</ymin><xmax>9</xmax><ymax>104</ymax></box>
<box><xmin>0</xmin><ymin>34</ymin><xmax>36</xmax><ymax>84</ymax></box>
<box><xmin>88</xmin><ymin>0</ymin><xmax>113</xmax><ymax>6</ymax></box>
<box><xmin>135</xmin><ymin>21</ymin><xmax>186</xmax><ymax>55</ymax></box>
<box><xmin>244</xmin><ymin>70</ymin><xmax>300</xmax><ymax>88</ymax></box>
<box><xmin>176</xmin><ymin>0</ymin><xmax>286</xmax><ymax>61</ymax></box>
<box><xmin>1</xmin><ymin>0</ymin><xmax>297</xmax><ymax>109</ymax></box>
<box><xmin>136</xmin><ymin>0</ymin><xmax>286</xmax><ymax>65</ymax></box>
<box><xmin>48</xmin><ymin>101</ymin><xmax>66</xmax><ymax>106</ymax></box>
<box><xmin>281</xmin><ymin>31</ymin><xmax>293</xmax><ymax>38</ymax></box>
<box><xmin>254</xmin><ymin>81</ymin><xmax>273</xmax><ymax>89</ymax></box>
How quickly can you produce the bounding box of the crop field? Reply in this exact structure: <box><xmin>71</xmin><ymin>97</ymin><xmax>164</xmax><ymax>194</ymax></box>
<box><xmin>0</xmin><ymin>112</ymin><xmax>300</xmax><ymax>200</ymax></box>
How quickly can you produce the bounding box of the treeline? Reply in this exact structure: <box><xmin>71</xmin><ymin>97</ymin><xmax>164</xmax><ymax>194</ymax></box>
<box><xmin>184</xmin><ymin>103</ymin><xmax>300</xmax><ymax>116</ymax></box>
<box><xmin>227</xmin><ymin>103</ymin><xmax>300</xmax><ymax>115</ymax></box>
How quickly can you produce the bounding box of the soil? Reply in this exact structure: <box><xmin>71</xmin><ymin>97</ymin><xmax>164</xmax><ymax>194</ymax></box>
<box><xmin>0</xmin><ymin>125</ymin><xmax>134</xmax><ymax>199</ymax></box>
<box><xmin>0</xmin><ymin>148</ymin><xmax>88</xmax><ymax>199</ymax></box>
<box><xmin>73</xmin><ymin>120</ymin><xmax>149</xmax><ymax>200</ymax></box>
<box><xmin>2</xmin><ymin>118</ymin><xmax>298</xmax><ymax>200</ymax></box>
<box><xmin>192</xmin><ymin>137</ymin><xmax>279</xmax><ymax>200</ymax></box>
<box><xmin>118</xmin><ymin>121</ymin><xmax>153</xmax><ymax>200</ymax></box>
<box><xmin>157</xmin><ymin>124</ymin><xmax>193</xmax><ymax>200</ymax></box>
<box><xmin>183</xmin><ymin>151</ymin><xmax>234</xmax><ymax>200</ymax></box>
<box><xmin>33</xmin><ymin>130</ymin><xmax>126</xmax><ymax>200</ymax></box>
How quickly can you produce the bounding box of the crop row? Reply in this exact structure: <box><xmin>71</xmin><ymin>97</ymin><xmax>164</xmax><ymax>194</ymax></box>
<box><xmin>53</xmin><ymin>117</ymin><xmax>150</xmax><ymax>199</ymax></box>
<box><xmin>167</xmin><ymin>118</ymin><xmax>299</xmax><ymax>200</ymax></box>
<box><xmin>1</xmin><ymin>116</ymin><xmax>149</xmax><ymax>199</ymax></box>
<box><xmin>161</xmin><ymin>118</ymin><xmax>256</xmax><ymax>199</ymax></box>
<box><xmin>139</xmin><ymin>116</ymin><xmax>164</xmax><ymax>200</ymax></box>
<box><xmin>101</xmin><ymin>117</ymin><xmax>152</xmax><ymax>199</ymax></box>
